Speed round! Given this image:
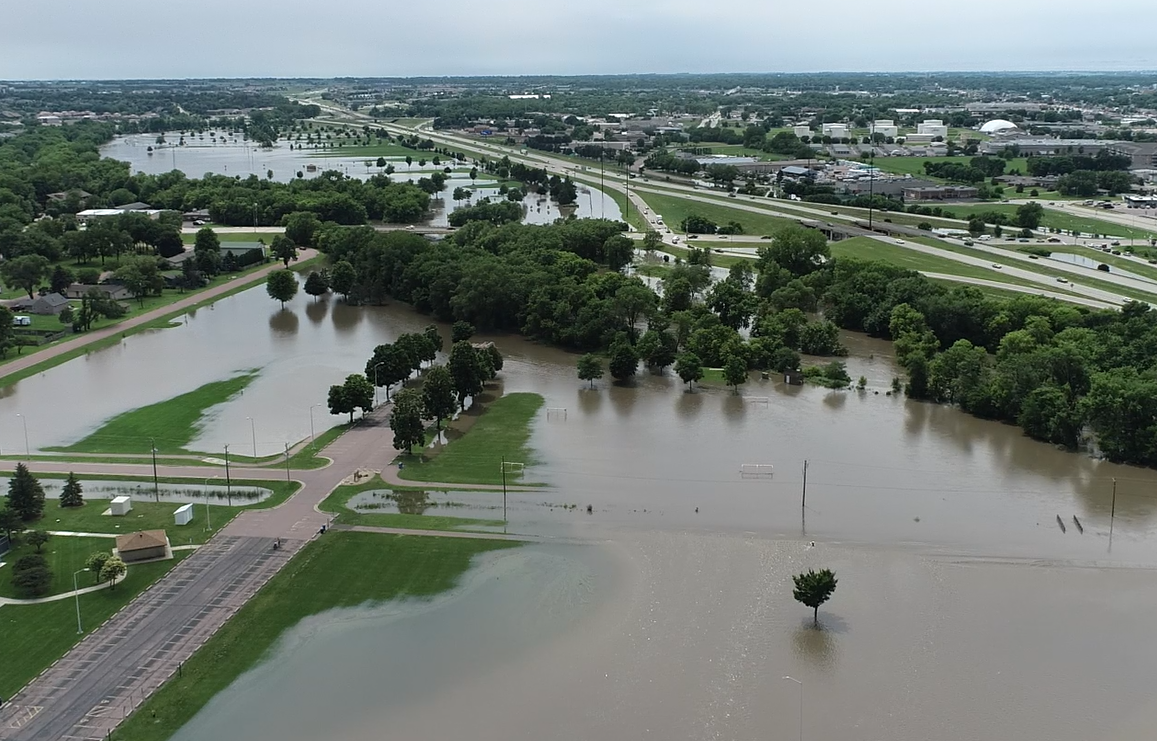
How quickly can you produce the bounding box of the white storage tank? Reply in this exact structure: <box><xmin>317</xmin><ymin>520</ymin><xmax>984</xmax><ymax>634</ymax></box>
<box><xmin>110</xmin><ymin>496</ymin><xmax>132</xmax><ymax>516</ymax></box>
<box><xmin>174</xmin><ymin>503</ymin><xmax>193</xmax><ymax>526</ymax></box>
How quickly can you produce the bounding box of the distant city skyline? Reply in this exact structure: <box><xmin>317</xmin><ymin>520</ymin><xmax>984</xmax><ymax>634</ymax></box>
<box><xmin>2</xmin><ymin>0</ymin><xmax>1155</xmax><ymax>80</ymax></box>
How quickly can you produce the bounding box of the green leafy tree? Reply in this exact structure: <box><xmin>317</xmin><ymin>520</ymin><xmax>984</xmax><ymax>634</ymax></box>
<box><xmin>390</xmin><ymin>388</ymin><xmax>426</xmax><ymax>454</ymax></box>
<box><xmin>27</xmin><ymin>529</ymin><xmax>49</xmax><ymax>553</ymax></box>
<box><xmin>100</xmin><ymin>555</ymin><xmax>127</xmax><ymax>591</ymax></box>
<box><xmin>85</xmin><ymin>551</ymin><xmax>111</xmax><ymax>579</ymax></box>
<box><xmin>608</xmin><ymin>339</ymin><xmax>639</xmax><ymax>382</ymax></box>
<box><xmin>193</xmin><ymin>227</ymin><xmax>220</xmax><ymax>254</ymax></box>
<box><xmin>327</xmin><ymin>383</ymin><xmax>353</xmax><ymax>422</ymax></box>
<box><xmin>1014</xmin><ymin>202</ymin><xmax>1044</xmax><ymax>230</ymax></box>
<box><xmin>329</xmin><ymin>260</ymin><xmax>356</xmax><ymax>300</ymax></box>
<box><xmin>303</xmin><ymin>270</ymin><xmax>329</xmax><ymax>300</ymax></box>
<box><xmin>451</xmin><ymin>321</ymin><xmax>476</xmax><ymax>343</ymax></box>
<box><xmin>366</xmin><ymin>344</ymin><xmax>412</xmax><ymax>400</ymax></box>
<box><xmin>50</xmin><ymin>264</ymin><xmax>74</xmax><ymax>295</ymax></box>
<box><xmin>0</xmin><ymin>507</ymin><xmax>22</xmax><ymax>541</ymax></box>
<box><xmin>1</xmin><ymin>254</ymin><xmax>50</xmax><ymax>299</ymax></box>
<box><xmin>0</xmin><ymin>305</ymin><xmax>14</xmax><ymax>358</ymax></box>
<box><xmin>642</xmin><ymin>230</ymin><xmax>663</xmax><ymax>252</ymax></box>
<box><xmin>60</xmin><ymin>472</ymin><xmax>84</xmax><ymax>507</ymax></box>
<box><xmin>423</xmin><ymin>325</ymin><xmax>444</xmax><ymax>358</ymax></box>
<box><xmin>114</xmin><ymin>255</ymin><xmax>165</xmax><ymax>305</ymax></box>
<box><xmin>284</xmin><ymin>211</ymin><xmax>322</xmax><ymax>247</ymax></box>
<box><xmin>421</xmin><ymin>365</ymin><xmax>457</xmax><ymax>429</ymax></box>
<box><xmin>723</xmin><ymin>354</ymin><xmax>748</xmax><ymax>393</ymax></box>
<box><xmin>793</xmin><ymin>568</ymin><xmax>838</xmax><ymax>627</ymax></box>
<box><xmin>761</xmin><ymin>225</ymin><xmax>830</xmax><ymax>277</ymax></box>
<box><xmin>6</xmin><ymin>462</ymin><xmax>45</xmax><ymax>521</ymax></box>
<box><xmin>675</xmin><ymin>351</ymin><xmax>704</xmax><ymax>390</ymax></box>
<box><xmin>266</xmin><ymin>269</ymin><xmax>298</xmax><ymax>308</ymax></box>
<box><xmin>449</xmin><ymin>340</ymin><xmax>484</xmax><ymax>409</ymax></box>
<box><xmin>12</xmin><ymin>554</ymin><xmax>51</xmax><ymax>597</ymax></box>
<box><xmin>271</xmin><ymin>235</ymin><xmax>298</xmax><ymax>267</ymax></box>
<box><xmin>577</xmin><ymin>353</ymin><xmax>604</xmax><ymax>388</ymax></box>
<box><xmin>343</xmin><ymin>374</ymin><xmax>375</xmax><ymax>418</ymax></box>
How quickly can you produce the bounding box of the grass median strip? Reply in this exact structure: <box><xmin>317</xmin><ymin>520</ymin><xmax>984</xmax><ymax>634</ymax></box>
<box><xmin>48</xmin><ymin>371</ymin><xmax>260</xmax><ymax>456</ymax></box>
<box><xmin>114</xmin><ymin>532</ymin><xmax>518</xmax><ymax>741</ymax></box>
<box><xmin>398</xmin><ymin>391</ymin><xmax>544</xmax><ymax>486</ymax></box>
<box><xmin>320</xmin><ymin>475</ymin><xmax>505</xmax><ymax>531</ymax></box>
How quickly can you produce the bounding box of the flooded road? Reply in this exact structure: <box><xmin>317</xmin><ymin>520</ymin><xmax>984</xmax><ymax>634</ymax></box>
<box><xmin>3</xmin><ymin>277</ymin><xmax>1157</xmax><ymax>739</ymax></box>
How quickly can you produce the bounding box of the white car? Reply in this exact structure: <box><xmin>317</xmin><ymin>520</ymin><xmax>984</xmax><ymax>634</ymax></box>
<box><xmin>894</xmin><ymin>238</ymin><xmax>906</xmax><ymax>245</ymax></box>
<box><xmin>991</xmin><ymin>263</ymin><xmax>1002</xmax><ymax>269</ymax></box>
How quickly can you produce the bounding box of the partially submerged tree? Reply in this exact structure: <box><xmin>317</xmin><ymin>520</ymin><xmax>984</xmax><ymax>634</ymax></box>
<box><xmin>60</xmin><ymin>472</ymin><xmax>84</xmax><ymax>508</ymax></box>
<box><xmin>577</xmin><ymin>354</ymin><xmax>604</xmax><ymax>389</ymax></box>
<box><xmin>792</xmin><ymin>568</ymin><xmax>838</xmax><ymax>627</ymax></box>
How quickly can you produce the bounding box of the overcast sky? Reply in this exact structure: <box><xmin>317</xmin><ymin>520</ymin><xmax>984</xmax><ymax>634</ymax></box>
<box><xmin>2</xmin><ymin>0</ymin><xmax>1155</xmax><ymax>79</ymax></box>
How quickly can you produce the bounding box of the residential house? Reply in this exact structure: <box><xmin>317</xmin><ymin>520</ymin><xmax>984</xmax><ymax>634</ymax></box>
<box><xmin>12</xmin><ymin>292</ymin><xmax>70</xmax><ymax>315</ymax></box>
<box><xmin>65</xmin><ymin>283</ymin><xmax>131</xmax><ymax>301</ymax></box>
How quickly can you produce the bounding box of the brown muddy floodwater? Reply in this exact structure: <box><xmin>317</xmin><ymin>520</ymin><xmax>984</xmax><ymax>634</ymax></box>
<box><xmin>4</xmin><ymin>282</ymin><xmax>1157</xmax><ymax>739</ymax></box>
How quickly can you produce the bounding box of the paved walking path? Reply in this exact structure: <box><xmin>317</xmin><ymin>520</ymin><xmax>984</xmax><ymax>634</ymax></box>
<box><xmin>0</xmin><ymin>249</ymin><xmax>317</xmax><ymax>384</ymax></box>
<box><xmin>0</xmin><ymin>574</ymin><xmax>124</xmax><ymax>607</ymax></box>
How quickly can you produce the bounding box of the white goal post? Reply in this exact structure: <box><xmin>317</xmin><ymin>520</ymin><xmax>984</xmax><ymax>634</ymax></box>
<box><xmin>545</xmin><ymin>407</ymin><xmax>568</xmax><ymax>419</ymax></box>
<box><xmin>739</xmin><ymin>463</ymin><xmax>775</xmax><ymax>477</ymax></box>
<box><xmin>744</xmin><ymin>396</ymin><xmax>770</xmax><ymax>406</ymax></box>
<box><xmin>501</xmin><ymin>461</ymin><xmax>525</xmax><ymax>473</ymax></box>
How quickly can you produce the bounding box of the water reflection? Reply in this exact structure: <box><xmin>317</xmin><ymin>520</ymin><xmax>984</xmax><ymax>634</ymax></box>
<box><xmin>304</xmin><ymin>299</ymin><xmax>329</xmax><ymax>324</ymax></box>
<box><xmin>268</xmin><ymin>309</ymin><xmax>299</xmax><ymax>336</ymax></box>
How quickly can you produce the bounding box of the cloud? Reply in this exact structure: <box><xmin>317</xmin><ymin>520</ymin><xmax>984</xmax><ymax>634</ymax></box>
<box><xmin>1</xmin><ymin>0</ymin><xmax>1153</xmax><ymax>78</ymax></box>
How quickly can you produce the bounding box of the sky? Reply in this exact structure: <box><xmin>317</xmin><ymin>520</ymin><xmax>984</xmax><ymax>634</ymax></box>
<box><xmin>2</xmin><ymin>0</ymin><xmax>1155</xmax><ymax>79</ymax></box>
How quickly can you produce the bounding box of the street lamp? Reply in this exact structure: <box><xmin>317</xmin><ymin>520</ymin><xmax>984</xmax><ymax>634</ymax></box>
<box><xmin>309</xmin><ymin>404</ymin><xmax>321</xmax><ymax>448</ymax></box>
<box><xmin>204</xmin><ymin>476</ymin><xmax>219</xmax><ymax>531</ymax></box>
<box><xmin>373</xmin><ymin>361</ymin><xmax>385</xmax><ymax>407</ymax></box>
<box><xmin>150</xmin><ymin>437</ymin><xmax>160</xmax><ymax>502</ymax></box>
<box><xmin>73</xmin><ymin>568</ymin><xmax>90</xmax><ymax>634</ymax></box>
<box><xmin>15</xmin><ymin>413</ymin><xmax>29</xmax><ymax>459</ymax></box>
<box><xmin>246</xmin><ymin>416</ymin><xmax>257</xmax><ymax>459</ymax></box>
<box><xmin>783</xmin><ymin>676</ymin><xmax>803</xmax><ymax>741</ymax></box>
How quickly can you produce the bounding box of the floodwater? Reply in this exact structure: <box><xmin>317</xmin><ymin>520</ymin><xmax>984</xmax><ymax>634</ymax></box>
<box><xmin>99</xmin><ymin>134</ymin><xmax>622</xmax><ymax>224</ymax></box>
<box><xmin>4</xmin><ymin>278</ymin><xmax>1157</xmax><ymax>738</ymax></box>
<box><xmin>0</xmin><ymin>478</ymin><xmax>270</xmax><ymax>505</ymax></box>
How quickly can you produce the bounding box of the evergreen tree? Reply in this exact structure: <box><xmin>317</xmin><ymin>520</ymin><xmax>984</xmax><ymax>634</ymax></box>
<box><xmin>60</xmin><ymin>472</ymin><xmax>84</xmax><ymax>508</ymax></box>
<box><xmin>6</xmin><ymin>463</ymin><xmax>45</xmax><ymax>521</ymax></box>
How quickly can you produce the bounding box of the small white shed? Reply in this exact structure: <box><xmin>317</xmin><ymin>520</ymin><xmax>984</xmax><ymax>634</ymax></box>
<box><xmin>110</xmin><ymin>496</ymin><xmax>132</xmax><ymax>516</ymax></box>
<box><xmin>174</xmin><ymin>503</ymin><xmax>194</xmax><ymax>526</ymax></box>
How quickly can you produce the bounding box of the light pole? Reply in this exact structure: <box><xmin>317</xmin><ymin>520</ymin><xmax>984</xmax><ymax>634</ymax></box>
<box><xmin>284</xmin><ymin>442</ymin><xmax>291</xmax><ymax>482</ymax></box>
<box><xmin>1109</xmin><ymin>477</ymin><xmax>1118</xmax><ymax>549</ymax></box>
<box><xmin>783</xmin><ymin>676</ymin><xmax>803</xmax><ymax>741</ymax></box>
<box><xmin>16</xmin><ymin>413</ymin><xmax>29</xmax><ymax>459</ymax></box>
<box><xmin>223</xmin><ymin>444</ymin><xmax>232</xmax><ymax>505</ymax></box>
<box><xmin>203</xmin><ymin>476</ymin><xmax>218</xmax><ymax>531</ymax></box>
<box><xmin>73</xmin><ymin>568</ymin><xmax>90</xmax><ymax>634</ymax></box>
<box><xmin>309</xmin><ymin>404</ymin><xmax>321</xmax><ymax>448</ymax></box>
<box><xmin>373</xmin><ymin>362</ymin><xmax>385</xmax><ymax>407</ymax></box>
<box><xmin>247</xmin><ymin>416</ymin><xmax>257</xmax><ymax>459</ymax></box>
<box><xmin>150</xmin><ymin>437</ymin><xmax>159</xmax><ymax>502</ymax></box>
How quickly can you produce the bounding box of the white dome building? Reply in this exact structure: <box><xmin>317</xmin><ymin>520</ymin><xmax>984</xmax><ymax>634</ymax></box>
<box><xmin>980</xmin><ymin>119</ymin><xmax>1019</xmax><ymax>135</ymax></box>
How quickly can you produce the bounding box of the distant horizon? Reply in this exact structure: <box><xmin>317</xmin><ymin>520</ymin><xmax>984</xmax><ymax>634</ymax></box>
<box><xmin>3</xmin><ymin>69</ymin><xmax>1157</xmax><ymax>84</ymax></box>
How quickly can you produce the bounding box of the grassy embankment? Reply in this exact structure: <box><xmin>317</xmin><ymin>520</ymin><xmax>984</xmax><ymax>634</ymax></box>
<box><xmin>872</xmin><ymin>156</ymin><xmax>1033</xmax><ymax>178</ymax></box>
<box><xmin>397</xmin><ymin>391</ymin><xmax>544</xmax><ymax>486</ymax></box>
<box><xmin>642</xmin><ymin>191</ymin><xmax>797</xmax><ymax>237</ymax></box>
<box><xmin>114</xmin><ymin>532</ymin><xmax>518</xmax><ymax>741</ymax></box>
<box><xmin>320</xmin><ymin>475</ymin><xmax>505</xmax><ymax>532</ymax></box>
<box><xmin>47</xmin><ymin>372</ymin><xmax>260</xmax><ymax>457</ymax></box>
<box><xmin>0</xmin><ymin>255</ymin><xmax>321</xmax><ymax>389</ymax></box>
<box><xmin>945</xmin><ymin>203</ymin><xmax>1157</xmax><ymax>241</ymax></box>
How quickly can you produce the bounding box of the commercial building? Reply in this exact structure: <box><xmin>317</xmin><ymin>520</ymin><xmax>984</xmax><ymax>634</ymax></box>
<box><xmin>76</xmin><ymin>208</ymin><xmax>163</xmax><ymax>222</ymax></box>
<box><xmin>1106</xmin><ymin>142</ymin><xmax>1157</xmax><ymax>170</ymax></box>
<box><xmin>821</xmin><ymin>123</ymin><xmax>850</xmax><ymax>140</ymax></box>
<box><xmin>792</xmin><ymin>126</ymin><xmax>812</xmax><ymax>139</ymax></box>
<box><xmin>917</xmin><ymin>119</ymin><xmax>949</xmax><ymax>140</ymax></box>
<box><xmin>977</xmin><ymin>138</ymin><xmax>1112</xmax><ymax>156</ymax></box>
<box><xmin>114</xmin><ymin>530</ymin><xmax>171</xmax><ymax>563</ymax></box>
<box><xmin>870</xmin><ymin>120</ymin><xmax>898</xmax><ymax>138</ymax></box>
<box><xmin>902</xmin><ymin>185</ymin><xmax>979</xmax><ymax>202</ymax></box>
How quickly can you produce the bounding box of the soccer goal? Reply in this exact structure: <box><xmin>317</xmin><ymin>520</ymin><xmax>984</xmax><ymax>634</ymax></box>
<box><xmin>501</xmin><ymin>461</ymin><xmax>525</xmax><ymax>474</ymax></box>
<box><xmin>740</xmin><ymin>463</ymin><xmax>775</xmax><ymax>477</ymax></box>
<box><xmin>744</xmin><ymin>396</ymin><xmax>770</xmax><ymax>406</ymax></box>
<box><xmin>545</xmin><ymin>407</ymin><xmax>568</xmax><ymax>420</ymax></box>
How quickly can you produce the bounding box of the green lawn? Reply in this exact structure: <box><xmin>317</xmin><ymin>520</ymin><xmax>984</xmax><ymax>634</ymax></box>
<box><xmin>945</xmin><ymin>203</ymin><xmax>1157</xmax><ymax>240</ymax></box>
<box><xmin>50</xmin><ymin>371</ymin><xmax>260</xmax><ymax>456</ymax></box>
<box><xmin>0</xmin><ymin>534</ymin><xmax>115</xmax><ymax>599</ymax></box>
<box><xmin>642</xmin><ymin>192</ymin><xmax>797</xmax><ymax>237</ymax></box>
<box><xmin>114</xmin><ymin>532</ymin><xmax>518</xmax><ymax>741</ymax></box>
<box><xmin>180</xmin><ymin>232</ymin><xmax>279</xmax><ymax>244</ymax></box>
<box><xmin>398</xmin><ymin>391</ymin><xmax>544</xmax><ymax>486</ymax></box>
<box><xmin>873</xmin><ymin>156</ymin><xmax>1032</xmax><ymax>178</ymax></box>
<box><xmin>0</xmin><ymin>551</ymin><xmax>191</xmax><ymax>700</ymax></box>
<box><xmin>319</xmin><ymin>476</ymin><xmax>505</xmax><ymax>531</ymax></box>
<box><xmin>682</xmin><ymin>144</ymin><xmax>788</xmax><ymax>161</ymax></box>
<box><xmin>831</xmin><ymin>237</ymin><xmax>1043</xmax><ymax>288</ymax></box>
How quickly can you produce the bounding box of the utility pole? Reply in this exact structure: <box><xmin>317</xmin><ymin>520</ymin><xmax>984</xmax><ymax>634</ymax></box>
<box><xmin>801</xmin><ymin>459</ymin><xmax>808</xmax><ymax>512</ymax></box>
<box><xmin>223</xmin><ymin>444</ymin><xmax>232</xmax><ymax>505</ymax></box>
<box><xmin>501</xmin><ymin>456</ymin><xmax>508</xmax><ymax>533</ymax></box>
<box><xmin>150</xmin><ymin>438</ymin><xmax>159</xmax><ymax>502</ymax></box>
<box><xmin>284</xmin><ymin>442</ymin><xmax>291</xmax><ymax>482</ymax></box>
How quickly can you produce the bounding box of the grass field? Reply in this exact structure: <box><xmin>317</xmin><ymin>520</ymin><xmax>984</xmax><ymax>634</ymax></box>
<box><xmin>642</xmin><ymin>191</ymin><xmax>797</xmax><ymax>237</ymax></box>
<box><xmin>831</xmin><ymin>237</ymin><xmax>1044</xmax><ymax>288</ymax></box>
<box><xmin>50</xmin><ymin>371</ymin><xmax>259</xmax><ymax>456</ymax></box>
<box><xmin>872</xmin><ymin>156</ymin><xmax>1032</xmax><ymax>178</ymax></box>
<box><xmin>398</xmin><ymin>391</ymin><xmax>544</xmax><ymax>486</ymax></box>
<box><xmin>114</xmin><ymin>532</ymin><xmax>518</xmax><ymax>741</ymax></box>
<box><xmin>180</xmin><ymin>232</ymin><xmax>279</xmax><ymax>244</ymax></box>
<box><xmin>944</xmin><ymin>203</ymin><xmax>1157</xmax><ymax>240</ymax></box>
<box><xmin>684</xmin><ymin>144</ymin><xmax>788</xmax><ymax>161</ymax></box>
<box><xmin>0</xmin><ymin>534</ymin><xmax>116</xmax><ymax>600</ymax></box>
<box><xmin>0</xmin><ymin>550</ymin><xmax>191</xmax><ymax>700</ymax></box>
<box><xmin>308</xmin><ymin>143</ymin><xmax>448</xmax><ymax>159</ymax></box>
<box><xmin>320</xmin><ymin>476</ymin><xmax>505</xmax><ymax>531</ymax></box>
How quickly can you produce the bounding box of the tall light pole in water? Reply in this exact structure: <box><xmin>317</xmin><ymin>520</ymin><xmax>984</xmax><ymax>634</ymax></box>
<box><xmin>783</xmin><ymin>676</ymin><xmax>803</xmax><ymax>741</ymax></box>
<box><xmin>1109</xmin><ymin>477</ymin><xmax>1118</xmax><ymax>550</ymax></box>
<box><xmin>16</xmin><ymin>413</ymin><xmax>29</xmax><ymax>459</ymax></box>
<box><xmin>246</xmin><ymin>417</ymin><xmax>257</xmax><ymax>459</ymax></box>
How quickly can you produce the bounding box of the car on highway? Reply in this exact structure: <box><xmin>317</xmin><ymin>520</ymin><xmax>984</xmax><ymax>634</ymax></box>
<box><xmin>1056</xmin><ymin>277</ymin><xmax>1068</xmax><ymax>283</ymax></box>
<box><xmin>1047</xmin><ymin>237</ymin><xmax>1061</xmax><ymax>243</ymax></box>
<box><xmin>894</xmin><ymin>238</ymin><xmax>905</xmax><ymax>244</ymax></box>
<box><xmin>687</xmin><ymin>234</ymin><xmax>698</xmax><ymax>240</ymax></box>
<box><xmin>1098</xmin><ymin>264</ymin><xmax>1111</xmax><ymax>272</ymax></box>
<box><xmin>991</xmin><ymin>263</ymin><xmax>1002</xmax><ymax>269</ymax></box>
